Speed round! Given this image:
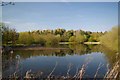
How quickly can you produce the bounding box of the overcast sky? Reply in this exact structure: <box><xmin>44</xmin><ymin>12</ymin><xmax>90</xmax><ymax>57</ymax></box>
<box><xmin>2</xmin><ymin>2</ymin><xmax>118</xmax><ymax>32</ymax></box>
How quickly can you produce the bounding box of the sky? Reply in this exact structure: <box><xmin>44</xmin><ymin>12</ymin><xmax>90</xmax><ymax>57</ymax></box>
<box><xmin>2</xmin><ymin>2</ymin><xmax>118</xmax><ymax>32</ymax></box>
<box><xmin>2</xmin><ymin>0</ymin><xmax>120</xmax><ymax>2</ymax></box>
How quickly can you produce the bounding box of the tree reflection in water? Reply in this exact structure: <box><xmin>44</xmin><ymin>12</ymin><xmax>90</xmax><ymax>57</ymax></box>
<box><xmin>2</xmin><ymin>44</ymin><xmax>119</xmax><ymax>79</ymax></box>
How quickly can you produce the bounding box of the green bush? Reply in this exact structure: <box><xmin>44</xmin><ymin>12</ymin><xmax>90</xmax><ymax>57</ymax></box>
<box><xmin>44</xmin><ymin>34</ymin><xmax>59</xmax><ymax>46</ymax></box>
<box><xmin>18</xmin><ymin>32</ymin><xmax>34</xmax><ymax>45</ymax></box>
<box><xmin>75</xmin><ymin>34</ymin><xmax>86</xmax><ymax>43</ymax></box>
<box><xmin>69</xmin><ymin>36</ymin><xmax>76</xmax><ymax>42</ymax></box>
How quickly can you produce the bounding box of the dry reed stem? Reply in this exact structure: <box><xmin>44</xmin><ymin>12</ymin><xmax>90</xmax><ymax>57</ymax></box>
<box><xmin>75</xmin><ymin>61</ymin><xmax>89</xmax><ymax>80</ymax></box>
<box><xmin>104</xmin><ymin>60</ymin><xmax>120</xmax><ymax>80</ymax></box>
<box><xmin>66</xmin><ymin>63</ymin><xmax>72</xmax><ymax>78</ymax></box>
<box><xmin>48</xmin><ymin>61</ymin><xmax>58</xmax><ymax>78</ymax></box>
<box><xmin>94</xmin><ymin>63</ymin><xmax>104</xmax><ymax>79</ymax></box>
<box><xmin>7</xmin><ymin>58</ymin><xmax>120</xmax><ymax>79</ymax></box>
<box><xmin>24</xmin><ymin>69</ymin><xmax>32</xmax><ymax>79</ymax></box>
<box><xmin>73</xmin><ymin>67</ymin><xmax>79</xmax><ymax>79</ymax></box>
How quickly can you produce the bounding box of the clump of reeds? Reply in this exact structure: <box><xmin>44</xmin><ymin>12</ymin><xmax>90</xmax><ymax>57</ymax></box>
<box><xmin>6</xmin><ymin>55</ymin><xmax>120</xmax><ymax>80</ymax></box>
<box><xmin>104</xmin><ymin>60</ymin><xmax>120</xmax><ymax>80</ymax></box>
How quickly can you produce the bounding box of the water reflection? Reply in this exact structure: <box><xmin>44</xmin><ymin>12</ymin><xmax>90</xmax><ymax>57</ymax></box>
<box><xmin>2</xmin><ymin>44</ymin><xmax>119</xmax><ymax>78</ymax></box>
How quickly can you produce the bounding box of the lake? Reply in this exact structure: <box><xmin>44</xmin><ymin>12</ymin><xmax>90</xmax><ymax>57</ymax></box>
<box><xmin>2</xmin><ymin>44</ymin><xmax>118</xmax><ymax>79</ymax></box>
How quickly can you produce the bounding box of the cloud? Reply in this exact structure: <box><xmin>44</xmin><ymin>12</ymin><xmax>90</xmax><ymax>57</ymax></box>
<box><xmin>12</xmin><ymin>22</ymin><xmax>42</xmax><ymax>32</ymax></box>
<box><xmin>2</xmin><ymin>21</ymin><xmax>11</xmax><ymax>24</ymax></box>
<box><xmin>60</xmin><ymin>0</ymin><xmax>68</xmax><ymax>2</ymax></box>
<box><xmin>2</xmin><ymin>21</ymin><xmax>42</xmax><ymax>32</ymax></box>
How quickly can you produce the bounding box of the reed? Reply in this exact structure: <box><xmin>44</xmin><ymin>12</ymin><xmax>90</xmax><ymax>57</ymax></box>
<box><xmin>8</xmin><ymin>57</ymin><xmax>120</xmax><ymax>80</ymax></box>
<box><xmin>104</xmin><ymin>60</ymin><xmax>120</xmax><ymax>80</ymax></box>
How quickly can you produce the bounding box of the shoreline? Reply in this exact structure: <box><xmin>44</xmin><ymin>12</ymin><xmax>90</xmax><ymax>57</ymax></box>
<box><xmin>59</xmin><ymin>42</ymin><xmax>100</xmax><ymax>45</ymax></box>
<box><xmin>2</xmin><ymin>42</ymin><xmax>100</xmax><ymax>51</ymax></box>
<box><xmin>84</xmin><ymin>42</ymin><xmax>100</xmax><ymax>44</ymax></box>
<box><xmin>13</xmin><ymin>46</ymin><xmax>70</xmax><ymax>50</ymax></box>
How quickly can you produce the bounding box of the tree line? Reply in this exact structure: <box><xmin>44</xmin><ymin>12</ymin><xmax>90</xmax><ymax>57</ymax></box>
<box><xmin>1</xmin><ymin>23</ymin><xmax>119</xmax><ymax>51</ymax></box>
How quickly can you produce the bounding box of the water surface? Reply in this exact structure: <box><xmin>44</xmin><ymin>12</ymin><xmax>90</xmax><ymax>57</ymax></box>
<box><xmin>2</xmin><ymin>45</ymin><xmax>117</xmax><ymax>78</ymax></box>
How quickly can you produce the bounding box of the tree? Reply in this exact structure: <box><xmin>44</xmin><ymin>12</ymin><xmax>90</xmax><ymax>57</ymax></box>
<box><xmin>18</xmin><ymin>32</ymin><xmax>34</xmax><ymax>45</ymax></box>
<box><xmin>89</xmin><ymin>32</ymin><xmax>103</xmax><ymax>42</ymax></box>
<box><xmin>44</xmin><ymin>34</ymin><xmax>59</xmax><ymax>46</ymax></box>
<box><xmin>32</xmin><ymin>33</ymin><xmax>46</xmax><ymax>46</ymax></box>
<box><xmin>61</xmin><ymin>30</ymin><xmax>74</xmax><ymax>42</ymax></box>
<box><xmin>1</xmin><ymin>23</ymin><xmax>18</xmax><ymax>45</ymax></box>
<box><xmin>76</xmin><ymin>34</ymin><xmax>86</xmax><ymax>43</ymax></box>
<box><xmin>88</xmin><ymin>36</ymin><xmax>96</xmax><ymax>42</ymax></box>
<box><xmin>69</xmin><ymin>36</ymin><xmax>76</xmax><ymax>42</ymax></box>
<box><xmin>54</xmin><ymin>28</ymin><xmax>66</xmax><ymax>36</ymax></box>
<box><xmin>75</xmin><ymin>30</ymin><xmax>86</xmax><ymax>43</ymax></box>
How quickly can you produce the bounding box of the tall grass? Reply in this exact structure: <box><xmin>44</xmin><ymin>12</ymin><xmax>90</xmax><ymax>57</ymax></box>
<box><xmin>100</xmin><ymin>26</ymin><xmax>119</xmax><ymax>51</ymax></box>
